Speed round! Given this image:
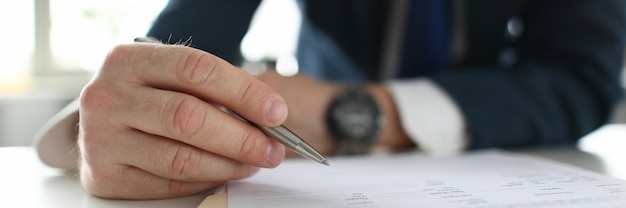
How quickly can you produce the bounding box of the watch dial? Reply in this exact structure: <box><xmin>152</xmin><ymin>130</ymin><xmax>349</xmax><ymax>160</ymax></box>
<box><xmin>331</xmin><ymin>98</ymin><xmax>380</xmax><ymax>141</ymax></box>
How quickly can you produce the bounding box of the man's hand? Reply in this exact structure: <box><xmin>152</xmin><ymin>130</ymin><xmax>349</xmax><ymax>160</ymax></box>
<box><xmin>77</xmin><ymin>43</ymin><xmax>287</xmax><ymax>199</ymax></box>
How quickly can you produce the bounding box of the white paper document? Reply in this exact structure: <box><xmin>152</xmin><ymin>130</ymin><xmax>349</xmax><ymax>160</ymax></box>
<box><xmin>228</xmin><ymin>150</ymin><xmax>626</xmax><ymax>208</ymax></box>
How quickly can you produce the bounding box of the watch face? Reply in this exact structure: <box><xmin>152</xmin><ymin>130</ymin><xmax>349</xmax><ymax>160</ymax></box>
<box><xmin>331</xmin><ymin>99</ymin><xmax>380</xmax><ymax>141</ymax></box>
<box><xmin>328</xmin><ymin>87</ymin><xmax>382</xmax><ymax>143</ymax></box>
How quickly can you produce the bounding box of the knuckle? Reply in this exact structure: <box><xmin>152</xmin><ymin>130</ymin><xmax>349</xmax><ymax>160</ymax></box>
<box><xmin>81</xmin><ymin>46</ymin><xmax>136</xmax><ymax>115</ymax></box>
<box><xmin>101</xmin><ymin>44</ymin><xmax>133</xmax><ymax>73</ymax></box>
<box><xmin>168</xmin><ymin>145</ymin><xmax>201</xmax><ymax>180</ymax></box>
<box><xmin>79</xmin><ymin>83</ymin><xmax>112</xmax><ymax>113</ymax></box>
<box><xmin>167</xmin><ymin>180</ymin><xmax>186</xmax><ymax>196</ymax></box>
<box><xmin>78</xmin><ymin>82</ymin><xmax>126</xmax><ymax>134</ymax></box>
<box><xmin>166</xmin><ymin>97</ymin><xmax>206</xmax><ymax>140</ymax></box>
<box><xmin>176</xmin><ymin>51</ymin><xmax>218</xmax><ymax>86</ymax></box>
<box><xmin>236</xmin><ymin>128</ymin><xmax>263</xmax><ymax>160</ymax></box>
<box><xmin>237</xmin><ymin>79</ymin><xmax>255</xmax><ymax>105</ymax></box>
<box><xmin>80</xmin><ymin>165</ymin><xmax>117</xmax><ymax>198</ymax></box>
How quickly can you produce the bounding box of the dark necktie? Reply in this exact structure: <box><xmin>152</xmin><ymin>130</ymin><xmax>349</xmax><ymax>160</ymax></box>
<box><xmin>397</xmin><ymin>0</ymin><xmax>450</xmax><ymax>78</ymax></box>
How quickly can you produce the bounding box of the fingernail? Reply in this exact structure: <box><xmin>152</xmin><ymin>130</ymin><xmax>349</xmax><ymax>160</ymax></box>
<box><xmin>267</xmin><ymin>97</ymin><xmax>287</xmax><ymax>125</ymax></box>
<box><xmin>266</xmin><ymin>140</ymin><xmax>285</xmax><ymax>166</ymax></box>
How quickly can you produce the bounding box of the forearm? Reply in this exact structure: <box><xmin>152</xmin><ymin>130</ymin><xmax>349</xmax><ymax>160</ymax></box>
<box><xmin>429</xmin><ymin>0</ymin><xmax>626</xmax><ymax>149</ymax></box>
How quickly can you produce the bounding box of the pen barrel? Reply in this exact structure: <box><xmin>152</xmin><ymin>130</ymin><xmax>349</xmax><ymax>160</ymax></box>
<box><xmin>260</xmin><ymin>126</ymin><xmax>302</xmax><ymax>149</ymax></box>
<box><xmin>260</xmin><ymin>126</ymin><xmax>326</xmax><ymax>164</ymax></box>
<box><xmin>229</xmin><ymin>110</ymin><xmax>302</xmax><ymax>148</ymax></box>
<box><xmin>227</xmin><ymin>109</ymin><xmax>327</xmax><ymax>165</ymax></box>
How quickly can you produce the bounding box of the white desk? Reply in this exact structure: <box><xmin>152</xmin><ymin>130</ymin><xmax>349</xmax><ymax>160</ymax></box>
<box><xmin>1</xmin><ymin>124</ymin><xmax>625</xmax><ymax>208</ymax></box>
<box><xmin>0</xmin><ymin>147</ymin><xmax>208</xmax><ymax>207</ymax></box>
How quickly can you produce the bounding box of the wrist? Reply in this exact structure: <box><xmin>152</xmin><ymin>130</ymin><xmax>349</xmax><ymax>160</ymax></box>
<box><xmin>365</xmin><ymin>84</ymin><xmax>414</xmax><ymax>149</ymax></box>
<box><xmin>325</xmin><ymin>83</ymin><xmax>414</xmax><ymax>155</ymax></box>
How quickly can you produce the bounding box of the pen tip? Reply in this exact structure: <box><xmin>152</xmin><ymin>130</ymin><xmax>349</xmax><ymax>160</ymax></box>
<box><xmin>321</xmin><ymin>159</ymin><xmax>330</xmax><ymax>166</ymax></box>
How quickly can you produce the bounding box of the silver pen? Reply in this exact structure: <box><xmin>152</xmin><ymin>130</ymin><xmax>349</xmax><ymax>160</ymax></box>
<box><xmin>134</xmin><ymin>37</ymin><xmax>329</xmax><ymax>166</ymax></box>
<box><xmin>229</xmin><ymin>110</ymin><xmax>330</xmax><ymax>166</ymax></box>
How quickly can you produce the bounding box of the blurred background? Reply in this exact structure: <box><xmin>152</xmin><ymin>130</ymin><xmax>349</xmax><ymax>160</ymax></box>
<box><xmin>0</xmin><ymin>0</ymin><xmax>624</xmax><ymax>147</ymax></box>
<box><xmin>0</xmin><ymin>0</ymin><xmax>302</xmax><ymax>146</ymax></box>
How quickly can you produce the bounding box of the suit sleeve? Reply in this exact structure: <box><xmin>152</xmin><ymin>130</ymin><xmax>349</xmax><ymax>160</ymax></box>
<box><xmin>147</xmin><ymin>0</ymin><xmax>261</xmax><ymax>64</ymax></box>
<box><xmin>429</xmin><ymin>0</ymin><xmax>626</xmax><ymax>149</ymax></box>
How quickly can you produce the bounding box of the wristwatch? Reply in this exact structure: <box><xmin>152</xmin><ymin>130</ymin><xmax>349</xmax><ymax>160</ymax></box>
<box><xmin>326</xmin><ymin>85</ymin><xmax>384</xmax><ymax>154</ymax></box>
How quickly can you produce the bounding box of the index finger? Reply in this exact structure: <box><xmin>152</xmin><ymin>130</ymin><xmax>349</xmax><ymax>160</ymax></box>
<box><xmin>102</xmin><ymin>43</ymin><xmax>288</xmax><ymax>127</ymax></box>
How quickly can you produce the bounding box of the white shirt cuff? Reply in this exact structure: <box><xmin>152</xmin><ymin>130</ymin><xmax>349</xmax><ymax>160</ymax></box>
<box><xmin>33</xmin><ymin>99</ymin><xmax>80</xmax><ymax>169</ymax></box>
<box><xmin>386</xmin><ymin>78</ymin><xmax>469</xmax><ymax>156</ymax></box>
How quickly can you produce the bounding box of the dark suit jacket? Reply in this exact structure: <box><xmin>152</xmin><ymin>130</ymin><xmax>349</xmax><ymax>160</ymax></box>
<box><xmin>147</xmin><ymin>0</ymin><xmax>626</xmax><ymax>149</ymax></box>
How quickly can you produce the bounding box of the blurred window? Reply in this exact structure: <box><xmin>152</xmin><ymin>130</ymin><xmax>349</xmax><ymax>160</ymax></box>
<box><xmin>0</xmin><ymin>0</ymin><xmax>167</xmax><ymax>81</ymax></box>
<box><xmin>1</xmin><ymin>0</ymin><xmax>300</xmax><ymax>93</ymax></box>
